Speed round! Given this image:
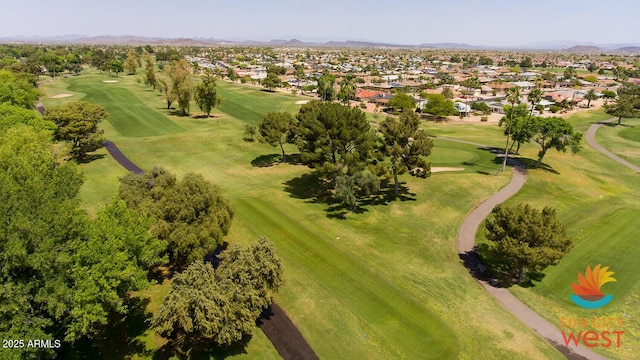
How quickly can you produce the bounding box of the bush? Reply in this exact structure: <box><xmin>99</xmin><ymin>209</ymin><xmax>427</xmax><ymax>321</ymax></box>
<box><xmin>601</xmin><ymin>89</ymin><xmax>616</xmax><ymax>99</ymax></box>
<box><xmin>550</xmin><ymin>105</ymin><xmax>562</xmax><ymax>113</ymax></box>
<box><xmin>360</xmin><ymin>102</ymin><xmax>367</xmax><ymax>109</ymax></box>
<box><xmin>481</xmin><ymin>116</ymin><xmax>488</xmax><ymax>122</ymax></box>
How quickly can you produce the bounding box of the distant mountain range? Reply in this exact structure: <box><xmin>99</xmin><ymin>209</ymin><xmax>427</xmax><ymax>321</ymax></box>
<box><xmin>1</xmin><ymin>35</ymin><xmax>639</xmax><ymax>53</ymax></box>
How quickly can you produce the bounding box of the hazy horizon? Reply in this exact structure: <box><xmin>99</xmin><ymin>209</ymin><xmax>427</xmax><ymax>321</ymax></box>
<box><xmin>2</xmin><ymin>0</ymin><xmax>640</xmax><ymax>47</ymax></box>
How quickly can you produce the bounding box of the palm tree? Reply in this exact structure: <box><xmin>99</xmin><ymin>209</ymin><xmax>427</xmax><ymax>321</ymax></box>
<box><xmin>339</xmin><ymin>75</ymin><xmax>357</xmax><ymax>106</ymax></box>
<box><xmin>585</xmin><ymin>89</ymin><xmax>598</xmax><ymax>108</ymax></box>
<box><xmin>498</xmin><ymin>87</ymin><xmax>521</xmax><ymax>174</ymax></box>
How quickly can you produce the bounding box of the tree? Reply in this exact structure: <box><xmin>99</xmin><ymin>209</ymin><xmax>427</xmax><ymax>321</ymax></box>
<box><xmin>529</xmin><ymin>116</ymin><xmax>582</xmax><ymax>168</ymax></box>
<box><xmin>339</xmin><ymin>75</ymin><xmax>357</xmax><ymax>105</ymax></box>
<box><xmin>499</xmin><ymin>103</ymin><xmax>531</xmax><ymax>155</ymax></box>
<box><xmin>124</xmin><ymin>49</ymin><xmax>138</xmax><ymax>74</ymax></box>
<box><xmin>335</xmin><ymin>171</ymin><xmax>380</xmax><ymax>210</ymax></box>
<box><xmin>169</xmin><ymin>59</ymin><xmax>194</xmax><ymax>115</ymax></box>
<box><xmin>0</xmin><ymin>103</ymin><xmax>55</xmax><ymax>132</ymax></box>
<box><xmin>119</xmin><ymin>167</ymin><xmax>234</xmax><ymax>268</ymax></box>
<box><xmin>153</xmin><ymin>238</ymin><xmax>283</xmax><ymax>353</ymax></box>
<box><xmin>604</xmin><ymin>82</ymin><xmax>640</xmax><ymax>125</ymax></box>
<box><xmin>68</xmin><ymin>200</ymin><xmax>166</xmax><ymax>340</ymax></box>
<box><xmin>422</xmin><ymin>94</ymin><xmax>457</xmax><ymax>118</ymax></box>
<box><xmin>441</xmin><ymin>87</ymin><xmax>454</xmax><ymax>99</ymax></box>
<box><xmin>294</xmin><ymin>101</ymin><xmax>375</xmax><ymax>181</ymax></box>
<box><xmin>194</xmin><ymin>71</ymin><xmax>222</xmax><ymax>117</ymax></box>
<box><xmin>584</xmin><ymin>88</ymin><xmax>598</xmax><ymax>108</ymax></box>
<box><xmin>45</xmin><ymin>101</ymin><xmax>107</xmax><ymax>161</ymax></box>
<box><xmin>387</xmin><ymin>92</ymin><xmax>415</xmax><ymax>113</ymax></box>
<box><xmin>158</xmin><ymin>77</ymin><xmax>175</xmax><ymax>109</ymax></box>
<box><xmin>226</xmin><ymin>67</ymin><xmax>237</xmax><ymax>82</ymax></box>
<box><xmin>563</xmin><ymin>66</ymin><xmax>577</xmax><ymax>80</ymax></box>
<box><xmin>0</xmin><ymin>126</ymin><xmax>84</xmax><ymax>359</ymax></box>
<box><xmin>262</xmin><ymin>72</ymin><xmax>281</xmax><ymax>91</ymax></box>
<box><xmin>108</xmin><ymin>60</ymin><xmax>124</xmax><ymax>77</ymax></box>
<box><xmin>259</xmin><ymin>111</ymin><xmax>296</xmax><ymax>162</ymax></box>
<box><xmin>498</xmin><ymin>87</ymin><xmax>521</xmax><ymax>172</ymax></box>
<box><xmin>519</xmin><ymin>57</ymin><xmax>533</xmax><ymax>69</ymax></box>
<box><xmin>485</xmin><ymin>204</ymin><xmax>572</xmax><ymax>283</ymax></box>
<box><xmin>317</xmin><ymin>72</ymin><xmax>336</xmax><ymax>102</ymax></box>
<box><xmin>144</xmin><ymin>55</ymin><xmax>157</xmax><ymax>90</ymax></box>
<box><xmin>243</xmin><ymin>124</ymin><xmax>257</xmax><ymax>142</ymax></box>
<box><xmin>379</xmin><ymin>112</ymin><xmax>433</xmax><ymax>196</ymax></box>
<box><xmin>0</xmin><ymin>70</ymin><xmax>41</xmax><ymax>109</ymax></box>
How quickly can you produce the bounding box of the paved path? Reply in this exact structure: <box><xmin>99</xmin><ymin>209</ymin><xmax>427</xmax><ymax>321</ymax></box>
<box><xmin>101</xmin><ymin>139</ymin><xmax>317</xmax><ymax>359</ymax></box>
<box><xmin>451</xmin><ymin>139</ymin><xmax>608</xmax><ymax>360</ymax></box>
<box><xmin>585</xmin><ymin>118</ymin><xmax>640</xmax><ymax>173</ymax></box>
<box><xmin>102</xmin><ymin>140</ymin><xmax>144</xmax><ymax>174</ymax></box>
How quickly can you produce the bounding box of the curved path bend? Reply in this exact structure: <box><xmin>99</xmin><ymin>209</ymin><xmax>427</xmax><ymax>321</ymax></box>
<box><xmin>586</xmin><ymin>118</ymin><xmax>640</xmax><ymax>173</ymax></box>
<box><xmin>454</xmin><ymin>141</ymin><xmax>607</xmax><ymax>360</ymax></box>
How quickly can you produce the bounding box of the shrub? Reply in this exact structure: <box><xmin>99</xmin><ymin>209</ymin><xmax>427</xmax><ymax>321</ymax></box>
<box><xmin>481</xmin><ymin>116</ymin><xmax>488</xmax><ymax>122</ymax></box>
<box><xmin>550</xmin><ymin>105</ymin><xmax>562</xmax><ymax>113</ymax></box>
<box><xmin>601</xmin><ymin>89</ymin><xmax>616</xmax><ymax>99</ymax></box>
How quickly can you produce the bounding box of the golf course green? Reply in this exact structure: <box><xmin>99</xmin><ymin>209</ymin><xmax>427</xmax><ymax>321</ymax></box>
<box><xmin>41</xmin><ymin>69</ymin><xmax>640</xmax><ymax>359</ymax></box>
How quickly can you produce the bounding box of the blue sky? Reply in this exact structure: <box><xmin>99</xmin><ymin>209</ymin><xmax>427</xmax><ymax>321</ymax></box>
<box><xmin>2</xmin><ymin>0</ymin><xmax>639</xmax><ymax>46</ymax></box>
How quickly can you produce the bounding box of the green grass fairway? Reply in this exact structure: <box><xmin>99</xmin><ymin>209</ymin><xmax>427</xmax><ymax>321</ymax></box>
<box><xmin>476</xmin><ymin>110</ymin><xmax>640</xmax><ymax>359</ymax></box>
<box><xmin>595</xmin><ymin>118</ymin><xmax>640</xmax><ymax>165</ymax></box>
<box><xmin>66</xmin><ymin>76</ymin><xmax>185</xmax><ymax>137</ymax></box>
<box><xmin>235</xmin><ymin>197</ymin><xmax>457</xmax><ymax>359</ymax></box>
<box><xmin>217</xmin><ymin>81</ymin><xmax>302</xmax><ymax>125</ymax></box>
<box><xmin>41</xmin><ymin>71</ymin><xmax>568</xmax><ymax>359</ymax></box>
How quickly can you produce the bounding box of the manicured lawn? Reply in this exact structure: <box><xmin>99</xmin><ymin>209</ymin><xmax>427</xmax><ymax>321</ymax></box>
<box><xmin>42</xmin><ymin>71</ymin><xmax>567</xmax><ymax>359</ymax></box>
<box><xmin>67</xmin><ymin>76</ymin><xmax>185</xmax><ymax>137</ymax></box>
<box><xmin>595</xmin><ymin>118</ymin><xmax>640</xmax><ymax>165</ymax></box>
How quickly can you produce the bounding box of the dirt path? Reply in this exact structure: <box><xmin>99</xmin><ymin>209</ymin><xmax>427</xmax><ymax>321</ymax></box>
<box><xmin>585</xmin><ymin>118</ymin><xmax>640</xmax><ymax>172</ymax></box>
<box><xmin>452</xmin><ymin>139</ymin><xmax>608</xmax><ymax>360</ymax></box>
<box><xmin>101</xmin><ymin>140</ymin><xmax>317</xmax><ymax>359</ymax></box>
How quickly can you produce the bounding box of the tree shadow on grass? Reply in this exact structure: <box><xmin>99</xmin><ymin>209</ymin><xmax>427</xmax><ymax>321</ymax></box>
<box><xmin>251</xmin><ymin>154</ymin><xmax>280</xmax><ymax>167</ymax></box>
<box><xmin>282</xmin><ymin>172</ymin><xmax>328</xmax><ymax>203</ymax></box>
<box><xmin>61</xmin><ymin>297</ymin><xmax>152</xmax><ymax>359</ymax></box>
<box><xmin>153</xmin><ymin>334</ymin><xmax>253</xmax><ymax>360</ymax></box>
<box><xmin>601</xmin><ymin>122</ymin><xmax>633</xmax><ymax>128</ymax></box>
<box><xmin>77</xmin><ymin>153</ymin><xmax>106</xmax><ymax>164</ymax></box>
<box><xmin>251</xmin><ymin>153</ymin><xmax>303</xmax><ymax>167</ymax></box>
<box><xmin>516</xmin><ymin>157</ymin><xmax>560</xmax><ymax>175</ymax></box>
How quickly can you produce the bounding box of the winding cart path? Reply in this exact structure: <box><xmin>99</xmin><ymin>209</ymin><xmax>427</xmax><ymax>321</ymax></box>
<box><xmin>452</xmin><ymin>137</ymin><xmax>608</xmax><ymax>360</ymax></box>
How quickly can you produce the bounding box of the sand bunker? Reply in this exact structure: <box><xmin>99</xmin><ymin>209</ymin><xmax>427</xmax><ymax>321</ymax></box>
<box><xmin>50</xmin><ymin>93</ymin><xmax>74</xmax><ymax>99</ymax></box>
<box><xmin>295</xmin><ymin>100</ymin><xmax>309</xmax><ymax>105</ymax></box>
<box><xmin>102</xmin><ymin>80</ymin><xmax>119</xmax><ymax>83</ymax></box>
<box><xmin>431</xmin><ymin>167</ymin><xmax>465</xmax><ymax>173</ymax></box>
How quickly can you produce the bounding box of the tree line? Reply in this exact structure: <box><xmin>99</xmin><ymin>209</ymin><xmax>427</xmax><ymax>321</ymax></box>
<box><xmin>0</xmin><ymin>65</ymin><xmax>282</xmax><ymax>358</ymax></box>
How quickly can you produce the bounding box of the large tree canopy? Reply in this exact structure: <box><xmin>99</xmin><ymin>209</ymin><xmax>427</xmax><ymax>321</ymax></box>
<box><xmin>293</xmin><ymin>101</ymin><xmax>375</xmax><ymax>181</ymax></box>
<box><xmin>485</xmin><ymin>203</ymin><xmax>572</xmax><ymax>283</ymax></box>
<box><xmin>45</xmin><ymin>101</ymin><xmax>106</xmax><ymax>161</ymax></box>
<box><xmin>0</xmin><ymin>102</ymin><xmax>55</xmax><ymax>131</ymax></box>
<box><xmin>0</xmin><ymin>126</ymin><xmax>165</xmax><ymax>358</ymax></box>
<box><xmin>153</xmin><ymin>238</ymin><xmax>283</xmax><ymax>353</ymax></box>
<box><xmin>119</xmin><ymin>167</ymin><xmax>234</xmax><ymax>268</ymax></box>
<box><xmin>0</xmin><ymin>69</ymin><xmax>41</xmax><ymax>109</ymax></box>
<box><xmin>529</xmin><ymin>116</ymin><xmax>582</xmax><ymax>168</ymax></box>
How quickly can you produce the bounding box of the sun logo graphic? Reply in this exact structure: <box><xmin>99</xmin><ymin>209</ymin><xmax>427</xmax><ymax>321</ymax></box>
<box><xmin>570</xmin><ymin>264</ymin><xmax>616</xmax><ymax>309</ymax></box>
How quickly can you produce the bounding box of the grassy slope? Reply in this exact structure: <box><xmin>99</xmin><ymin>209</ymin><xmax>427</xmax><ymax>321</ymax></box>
<box><xmin>477</xmin><ymin>110</ymin><xmax>640</xmax><ymax>359</ymax></box>
<box><xmin>595</xmin><ymin>118</ymin><xmax>640</xmax><ymax>165</ymax></box>
<box><xmin>42</xmin><ymin>71</ymin><xmax>563</xmax><ymax>359</ymax></box>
